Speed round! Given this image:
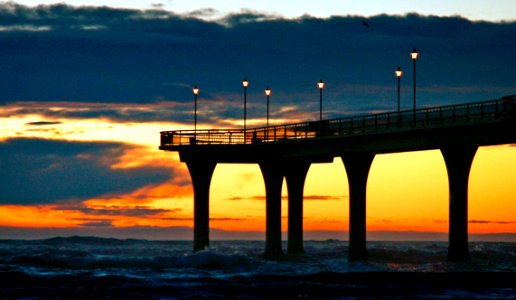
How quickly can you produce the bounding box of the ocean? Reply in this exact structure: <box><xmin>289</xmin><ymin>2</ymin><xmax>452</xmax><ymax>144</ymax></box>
<box><xmin>0</xmin><ymin>237</ymin><xmax>514</xmax><ymax>299</ymax></box>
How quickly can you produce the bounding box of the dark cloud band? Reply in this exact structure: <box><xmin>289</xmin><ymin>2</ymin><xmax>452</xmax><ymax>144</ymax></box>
<box><xmin>0</xmin><ymin>3</ymin><xmax>514</xmax><ymax>122</ymax></box>
<box><xmin>0</xmin><ymin>138</ymin><xmax>172</xmax><ymax>204</ymax></box>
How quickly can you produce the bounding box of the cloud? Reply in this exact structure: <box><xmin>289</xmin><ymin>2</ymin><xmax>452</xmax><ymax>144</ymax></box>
<box><xmin>227</xmin><ymin>195</ymin><xmax>345</xmax><ymax>201</ymax></box>
<box><xmin>78</xmin><ymin>220</ymin><xmax>113</xmax><ymax>227</ymax></box>
<box><xmin>210</xmin><ymin>217</ymin><xmax>244</xmax><ymax>221</ymax></box>
<box><xmin>25</xmin><ymin>121</ymin><xmax>63</xmax><ymax>126</ymax></box>
<box><xmin>0</xmin><ymin>3</ymin><xmax>514</xmax><ymax>122</ymax></box>
<box><xmin>434</xmin><ymin>219</ymin><xmax>515</xmax><ymax>225</ymax></box>
<box><xmin>1</xmin><ymin>100</ymin><xmax>214</xmax><ymax>127</ymax></box>
<box><xmin>55</xmin><ymin>203</ymin><xmax>180</xmax><ymax>217</ymax></box>
<box><xmin>0</xmin><ymin>138</ymin><xmax>172</xmax><ymax>204</ymax></box>
<box><xmin>187</xmin><ymin>8</ymin><xmax>220</xmax><ymax>19</ymax></box>
<box><xmin>72</xmin><ymin>218</ymin><xmax>114</xmax><ymax>227</ymax></box>
<box><xmin>150</xmin><ymin>3</ymin><xmax>164</xmax><ymax>9</ymax></box>
<box><xmin>469</xmin><ymin>220</ymin><xmax>516</xmax><ymax>225</ymax></box>
<box><xmin>160</xmin><ymin>217</ymin><xmax>244</xmax><ymax>221</ymax></box>
<box><xmin>303</xmin><ymin>195</ymin><xmax>347</xmax><ymax>201</ymax></box>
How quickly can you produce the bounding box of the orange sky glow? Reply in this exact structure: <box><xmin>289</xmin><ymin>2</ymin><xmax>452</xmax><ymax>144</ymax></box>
<box><xmin>1</xmin><ymin>103</ymin><xmax>515</xmax><ymax>238</ymax></box>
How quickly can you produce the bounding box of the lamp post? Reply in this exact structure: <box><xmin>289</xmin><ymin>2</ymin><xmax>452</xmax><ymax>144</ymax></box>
<box><xmin>265</xmin><ymin>87</ymin><xmax>271</xmax><ymax>140</ymax></box>
<box><xmin>193</xmin><ymin>85</ymin><xmax>199</xmax><ymax>133</ymax></box>
<box><xmin>395</xmin><ymin>67</ymin><xmax>402</xmax><ymax>114</ymax></box>
<box><xmin>242</xmin><ymin>77</ymin><xmax>249</xmax><ymax>142</ymax></box>
<box><xmin>395</xmin><ymin>67</ymin><xmax>403</xmax><ymax>127</ymax></box>
<box><xmin>265</xmin><ymin>87</ymin><xmax>271</xmax><ymax>128</ymax></box>
<box><xmin>411</xmin><ymin>48</ymin><xmax>419</xmax><ymax>125</ymax></box>
<box><xmin>317</xmin><ymin>79</ymin><xmax>325</xmax><ymax>121</ymax></box>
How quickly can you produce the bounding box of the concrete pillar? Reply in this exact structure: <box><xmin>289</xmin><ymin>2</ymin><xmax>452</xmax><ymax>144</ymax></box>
<box><xmin>441</xmin><ymin>145</ymin><xmax>478</xmax><ymax>261</ymax></box>
<box><xmin>341</xmin><ymin>153</ymin><xmax>375</xmax><ymax>261</ymax></box>
<box><xmin>259</xmin><ymin>162</ymin><xmax>285</xmax><ymax>258</ymax></box>
<box><xmin>285</xmin><ymin>161</ymin><xmax>311</xmax><ymax>254</ymax></box>
<box><xmin>186</xmin><ymin>159</ymin><xmax>217</xmax><ymax>252</ymax></box>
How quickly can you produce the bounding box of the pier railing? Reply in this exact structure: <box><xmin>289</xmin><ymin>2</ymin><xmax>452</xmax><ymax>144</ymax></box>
<box><xmin>161</xmin><ymin>98</ymin><xmax>514</xmax><ymax>147</ymax></box>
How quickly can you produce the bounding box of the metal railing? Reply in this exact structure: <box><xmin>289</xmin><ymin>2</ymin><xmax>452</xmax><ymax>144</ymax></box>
<box><xmin>161</xmin><ymin>98</ymin><xmax>514</xmax><ymax>147</ymax></box>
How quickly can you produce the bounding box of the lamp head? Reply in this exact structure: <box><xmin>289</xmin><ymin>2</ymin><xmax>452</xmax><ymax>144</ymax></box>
<box><xmin>395</xmin><ymin>67</ymin><xmax>403</xmax><ymax>78</ymax></box>
<box><xmin>317</xmin><ymin>79</ymin><xmax>325</xmax><ymax>89</ymax></box>
<box><xmin>411</xmin><ymin>48</ymin><xmax>419</xmax><ymax>60</ymax></box>
<box><xmin>265</xmin><ymin>87</ymin><xmax>271</xmax><ymax>96</ymax></box>
<box><xmin>193</xmin><ymin>85</ymin><xmax>199</xmax><ymax>95</ymax></box>
<box><xmin>242</xmin><ymin>77</ymin><xmax>249</xmax><ymax>88</ymax></box>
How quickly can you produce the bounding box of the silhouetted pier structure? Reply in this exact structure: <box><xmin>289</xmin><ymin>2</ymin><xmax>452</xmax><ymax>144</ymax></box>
<box><xmin>160</xmin><ymin>97</ymin><xmax>516</xmax><ymax>261</ymax></box>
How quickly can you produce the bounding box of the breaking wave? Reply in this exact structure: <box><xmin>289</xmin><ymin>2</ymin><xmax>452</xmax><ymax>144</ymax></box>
<box><xmin>0</xmin><ymin>237</ymin><xmax>514</xmax><ymax>298</ymax></box>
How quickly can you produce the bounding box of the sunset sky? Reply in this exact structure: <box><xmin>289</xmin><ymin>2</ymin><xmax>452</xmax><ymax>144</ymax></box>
<box><xmin>0</xmin><ymin>1</ymin><xmax>515</xmax><ymax>240</ymax></box>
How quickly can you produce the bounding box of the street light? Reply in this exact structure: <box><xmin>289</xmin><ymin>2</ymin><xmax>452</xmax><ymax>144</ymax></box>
<box><xmin>317</xmin><ymin>79</ymin><xmax>325</xmax><ymax>121</ymax></box>
<box><xmin>395</xmin><ymin>67</ymin><xmax>402</xmax><ymax>114</ymax></box>
<box><xmin>265</xmin><ymin>87</ymin><xmax>271</xmax><ymax>128</ymax></box>
<box><xmin>395</xmin><ymin>67</ymin><xmax>403</xmax><ymax>127</ymax></box>
<box><xmin>193</xmin><ymin>85</ymin><xmax>199</xmax><ymax>133</ymax></box>
<box><xmin>411</xmin><ymin>48</ymin><xmax>419</xmax><ymax>125</ymax></box>
<box><xmin>242</xmin><ymin>77</ymin><xmax>249</xmax><ymax>141</ymax></box>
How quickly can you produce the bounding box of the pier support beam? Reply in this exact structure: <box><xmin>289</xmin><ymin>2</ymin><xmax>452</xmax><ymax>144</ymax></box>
<box><xmin>341</xmin><ymin>153</ymin><xmax>375</xmax><ymax>262</ymax></box>
<box><xmin>186</xmin><ymin>159</ymin><xmax>217</xmax><ymax>252</ymax></box>
<box><xmin>285</xmin><ymin>161</ymin><xmax>311</xmax><ymax>254</ymax></box>
<box><xmin>259</xmin><ymin>162</ymin><xmax>284</xmax><ymax>258</ymax></box>
<box><xmin>441</xmin><ymin>145</ymin><xmax>477</xmax><ymax>261</ymax></box>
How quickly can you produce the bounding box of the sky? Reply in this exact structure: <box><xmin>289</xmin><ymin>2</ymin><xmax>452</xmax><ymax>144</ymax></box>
<box><xmin>0</xmin><ymin>1</ymin><xmax>515</xmax><ymax>240</ymax></box>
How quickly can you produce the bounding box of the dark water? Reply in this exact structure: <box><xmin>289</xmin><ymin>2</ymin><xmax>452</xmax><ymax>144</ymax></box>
<box><xmin>0</xmin><ymin>237</ymin><xmax>514</xmax><ymax>299</ymax></box>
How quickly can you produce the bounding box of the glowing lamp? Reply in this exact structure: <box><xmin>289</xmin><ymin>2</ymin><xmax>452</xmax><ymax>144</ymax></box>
<box><xmin>411</xmin><ymin>48</ymin><xmax>419</xmax><ymax>60</ymax></box>
<box><xmin>395</xmin><ymin>67</ymin><xmax>403</xmax><ymax>78</ymax></box>
<box><xmin>317</xmin><ymin>79</ymin><xmax>325</xmax><ymax>89</ymax></box>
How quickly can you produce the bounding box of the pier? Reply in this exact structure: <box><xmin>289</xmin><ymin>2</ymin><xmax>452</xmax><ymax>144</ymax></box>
<box><xmin>160</xmin><ymin>97</ymin><xmax>516</xmax><ymax>261</ymax></box>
